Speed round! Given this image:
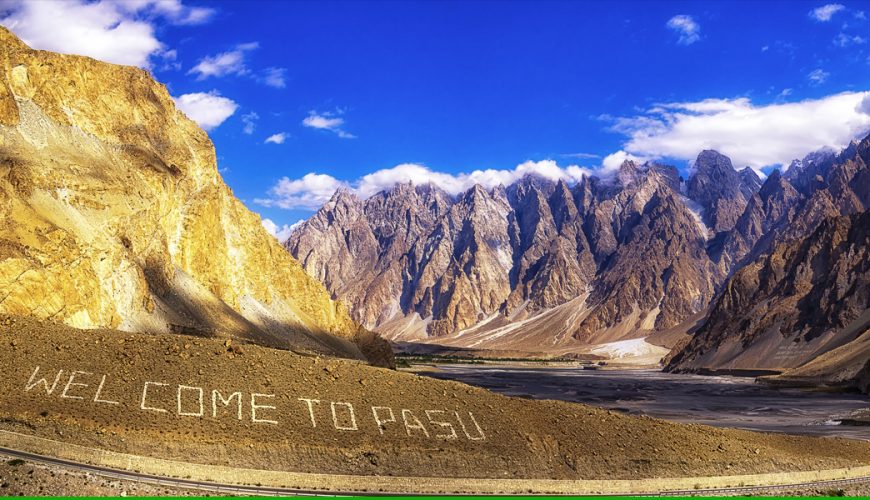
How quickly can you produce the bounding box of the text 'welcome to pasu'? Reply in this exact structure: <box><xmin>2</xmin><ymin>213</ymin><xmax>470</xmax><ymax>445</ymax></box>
<box><xmin>21</xmin><ymin>366</ymin><xmax>487</xmax><ymax>441</ymax></box>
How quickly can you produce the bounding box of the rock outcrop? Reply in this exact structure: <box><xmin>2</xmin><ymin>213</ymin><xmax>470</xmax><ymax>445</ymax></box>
<box><xmin>0</xmin><ymin>27</ymin><xmax>392</xmax><ymax>367</ymax></box>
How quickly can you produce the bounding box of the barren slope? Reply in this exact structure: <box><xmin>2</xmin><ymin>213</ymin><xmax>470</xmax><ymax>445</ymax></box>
<box><xmin>0</xmin><ymin>27</ymin><xmax>391</xmax><ymax>366</ymax></box>
<box><xmin>0</xmin><ymin>315</ymin><xmax>868</xmax><ymax>481</ymax></box>
<box><xmin>667</xmin><ymin>210</ymin><xmax>870</xmax><ymax>386</ymax></box>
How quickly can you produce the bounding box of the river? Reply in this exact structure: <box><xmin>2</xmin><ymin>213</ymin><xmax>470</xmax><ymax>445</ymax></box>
<box><xmin>413</xmin><ymin>365</ymin><xmax>870</xmax><ymax>440</ymax></box>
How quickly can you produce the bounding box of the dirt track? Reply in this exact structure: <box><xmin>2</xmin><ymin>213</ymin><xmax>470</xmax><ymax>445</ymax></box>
<box><xmin>1</xmin><ymin>315</ymin><xmax>868</xmax><ymax>482</ymax></box>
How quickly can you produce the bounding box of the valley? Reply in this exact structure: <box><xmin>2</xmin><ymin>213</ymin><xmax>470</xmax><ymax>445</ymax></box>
<box><xmin>412</xmin><ymin>364</ymin><xmax>870</xmax><ymax>441</ymax></box>
<box><xmin>0</xmin><ymin>12</ymin><xmax>868</xmax><ymax>495</ymax></box>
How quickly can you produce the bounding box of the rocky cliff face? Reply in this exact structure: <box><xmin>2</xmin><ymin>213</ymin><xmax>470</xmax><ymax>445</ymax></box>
<box><xmin>0</xmin><ymin>27</ymin><xmax>392</xmax><ymax>367</ymax></box>
<box><xmin>687</xmin><ymin>150</ymin><xmax>754</xmax><ymax>234</ymax></box>
<box><xmin>710</xmin><ymin>137</ymin><xmax>869</xmax><ymax>276</ymax></box>
<box><xmin>666</xmin><ymin>136</ymin><xmax>870</xmax><ymax>380</ymax></box>
<box><xmin>711</xmin><ymin>170</ymin><xmax>803</xmax><ymax>273</ymax></box>
<box><xmin>667</xmin><ymin>210</ymin><xmax>870</xmax><ymax>384</ymax></box>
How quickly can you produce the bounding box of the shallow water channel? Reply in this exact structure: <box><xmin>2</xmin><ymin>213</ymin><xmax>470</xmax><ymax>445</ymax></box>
<box><xmin>415</xmin><ymin>365</ymin><xmax>870</xmax><ymax>440</ymax></box>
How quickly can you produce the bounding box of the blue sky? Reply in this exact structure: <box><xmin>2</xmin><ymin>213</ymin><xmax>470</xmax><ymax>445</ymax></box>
<box><xmin>2</xmin><ymin>0</ymin><xmax>870</xmax><ymax>237</ymax></box>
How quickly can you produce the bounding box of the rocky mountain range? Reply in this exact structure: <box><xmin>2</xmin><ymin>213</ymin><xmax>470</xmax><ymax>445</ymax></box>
<box><xmin>0</xmin><ymin>27</ymin><xmax>392</xmax><ymax>367</ymax></box>
<box><xmin>287</xmin><ymin>149</ymin><xmax>751</xmax><ymax>352</ymax></box>
<box><xmin>288</xmin><ymin>131</ymin><xmax>870</xmax><ymax>372</ymax></box>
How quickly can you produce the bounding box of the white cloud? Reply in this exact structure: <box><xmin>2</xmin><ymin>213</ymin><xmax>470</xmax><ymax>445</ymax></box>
<box><xmin>600</xmin><ymin>151</ymin><xmax>647</xmax><ymax>172</ymax></box>
<box><xmin>810</xmin><ymin>3</ymin><xmax>845</xmax><ymax>21</ymax></box>
<box><xmin>189</xmin><ymin>43</ymin><xmax>287</xmax><ymax>87</ymax></box>
<box><xmin>303</xmin><ymin>114</ymin><xmax>342</xmax><ymax>129</ymax></box>
<box><xmin>265</xmin><ymin>132</ymin><xmax>287</xmax><ymax>144</ymax></box>
<box><xmin>808</xmin><ymin>68</ymin><xmax>830</xmax><ymax>85</ymax></box>
<box><xmin>158</xmin><ymin>48</ymin><xmax>180</xmax><ymax>71</ymax></box>
<box><xmin>261</xmin><ymin>218</ymin><xmax>297</xmax><ymax>242</ymax></box>
<box><xmin>188</xmin><ymin>42</ymin><xmax>258</xmax><ymax>80</ymax></box>
<box><xmin>256</xmin><ymin>160</ymin><xmax>597</xmax><ymax>210</ymax></box>
<box><xmin>127</xmin><ymin>0</ymin><xmax>215</xmax><ymax>25</ymax></box>
<box><xmin>256</xmin><ymin>173</ymin><xmax>348</xmax><ymax>210</ymax></box>
<box><xmin>302</xmin><ymin>111</ymin><xmax>356</xmax><ymax>138</ymax></box>
<box><xmin>261</xmin><ymin>67</ymin><xmax>287</xmax><ymax>88</ymax></box>
<box><xmin>0</xmin><ymin>0</ymin><xmax>212</xmax><ymax>68</ymax></box>
<box><xmin>258</xmin><ymin>89</ymin><xmax>870</xmax><ymax>211</ymax></box>
<box><xmin>172</xmin><ymin>91</ymin><xmax>238</xmax><ymax>131</ymax></box>
<box><xmin>603</xmin><ymin>91</ymin><xmax>870</xmax><ymax>169</ymax></box>
<box><xmin>834</xmin><ymin>32</ymin><xmax>866</xmax><ymax>47</ymax></box>
<box><xmin>560</xmin><ymin>152</ymin><xmax>601</xmax><ymax>159</ymax></box>
<box><xmin>241</xmin><ymin>111</ymin><xmax>259</xmax><ymax>135</ymax></box>
<box><xmin>666</xmin><ymin>15</ymin><xmax>700</xmax><ymax>45</ymax></box>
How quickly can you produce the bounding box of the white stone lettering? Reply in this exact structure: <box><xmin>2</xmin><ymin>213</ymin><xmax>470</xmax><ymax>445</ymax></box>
<box><xmin>455</xmin><ymin>411</ymin><xmax>485</xmax><ymax>441</ymax></box>
<box><xmin>20</xmin><ymin>367</ymin><xmax>491</xmax><ymax>442</ymax></box>
<box><xmin>212</xmin><ymin>390</ymin><xmax>242</xmax><ymax>420</ymax></box>
<box><xmin>330</xmin><ymin>402</ymin><xmax>358</xmax><ymax>431</ymax></box>
<box><xmin>140</xmin><ymin>382</ymin><xmax>169</xmax><ymax>413</ymax></box>
<box><xmin>425</xmin><ymin>410</ymin><xmax>458</xmax><ymax>440</ymax></box>
<box><xmin>299</xmin><ymin>398</ymin><xmax>321</xmax><ymax>427</ymax></box>
<box><xmin>60</xmin><ymin>371</ymin><xmax>91</xmax><ymax>400</ymax></box>
<box><xmin>401</xmin><ymin>409</ymin><xmax>430</xmax><ymax>438</ymax></box>
<box><xmin>177</xmin><ymin>385</ymin><xmax>204</xmax><ymax>417</ymax></box>
<box><xmin>251</xmin><ymin>393</ymin><xmax>278</xmax><ymax>424</ymax></box>
<box><xmin>93</xmin><ymin>375</ymin><xmax>119</xmax><ymax>405</ymax></box>
<box><xmin>25</xmin><ymin>366</ymin><xmax>64</xmax><ymax>395</ymax></box>
<box><xmin>371</xmin><ymin>406</ymin><xmax>395</xmax><ymax>435</ymax></box>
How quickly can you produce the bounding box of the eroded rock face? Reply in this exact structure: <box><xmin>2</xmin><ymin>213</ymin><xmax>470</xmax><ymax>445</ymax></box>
<box><xmin>687</xmin><ymin>150</ymin><xmax>753</xmax><ymax>234</ymax></box>
<box><xmin>667</xmin><ymin>210</ymin><xmax>870</xmax><ymax>377</ymax></box>
<box><xmin>579</xmin><ymin>184</ymin><xmax>720</xmax><ymax>341</ymax></box>
<box><xmin>412</xmin><ymin>184</ymin><xmax>516</xmax><ymax>336</ymax></box>
<box><xmin>0</xmin><ymin>27</ymin><xmax>392</xmax><ymax>367</ymax></box>
<box><xmin>713</xmin><ymin>139</ymin><xmax>870</xmax><ymax>276</ymax></box>
<box><xmin>712</xmin><ymin>170</ymin><xmax>803</xmax><ymax>273</ymax></box>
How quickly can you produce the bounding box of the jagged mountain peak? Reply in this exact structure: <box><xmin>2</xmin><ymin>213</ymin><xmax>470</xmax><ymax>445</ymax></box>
<box><xmin>738</xmin><ymin>167</ymin><xmax>762</xmax><ymax>196</ymax></box>
<box><xmin>615</xmin><ymin>159</ymin><xmax>644</xmax><ymax>186</ymax></box>
<box><xmin>694</xmin><ymin>149</ymin><xmax>734</xmax><ymax>171</ymax></box>
<box><xmin>756</xmin><ymin>168</ymin><xmax>798</xmax><ymax>203</ymax></box>
<box><xmin>326</xmin><ymin>186</ymin><xmax>361</xmax><ymax>206</ymax></box>
<box><xmin>686</xmin><ymin>150</ymin><xmax>754</xmax><ymax>233</ymax></box>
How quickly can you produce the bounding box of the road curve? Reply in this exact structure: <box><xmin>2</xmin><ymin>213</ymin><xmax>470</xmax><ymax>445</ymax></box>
<box><xmin>0</xmin><ymin>446</ymin><xmax>343</xmax><ymax>497</ymax></box>
<box><xmin>0</xmin><ymin>431</ymin><xmax>870</xmax><ymax>496</ymax></box>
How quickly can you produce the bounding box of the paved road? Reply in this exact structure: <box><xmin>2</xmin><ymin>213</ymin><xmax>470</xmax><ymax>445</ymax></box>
<box><xmin>0</xmin><ymin>446</ymin><xmax>340</xmax><ymax>497</ymax></box>
<box><xmin>2</xmin><ymin>444</ymin><xmax>869</xmax><ymax>496</ymax></box>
